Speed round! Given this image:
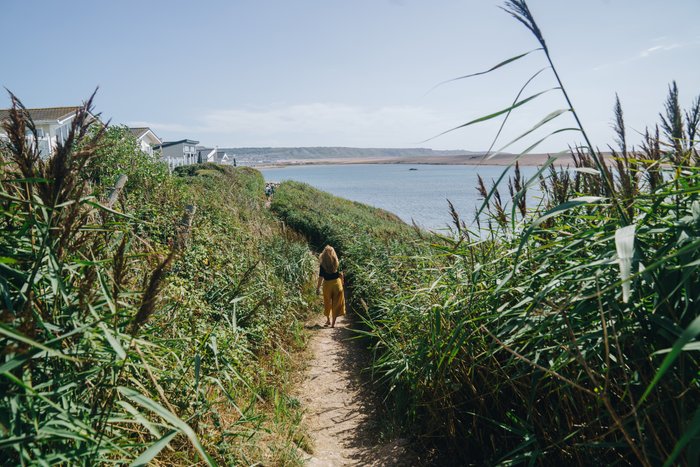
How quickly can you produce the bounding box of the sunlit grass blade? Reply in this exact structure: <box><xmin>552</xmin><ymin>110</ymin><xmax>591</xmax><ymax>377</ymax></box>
<box><xmin>489</xmin><ymin>108</ymin><xmax>571</xmax><ymax>157</ymax></box>
<box><xmin>118</xmin><ymin>387</ymin><xmax>218</xmax><ymax>466</ymax></box>
<box><xmin>485</xmin><ymin>127</ymin><xmax>578</xmax><ymax>161</ymax></box>
<box><xmin>424</xmin><ymin>87</ymin><xmax>561</xmax><ymax>142</ymax></box>
<box><xmin>427</xmin><ymin>48</ymin><xmax>543</xmax><ymax>93</ymax></box>
<box><xmin>98</xmin><ymin>322</ymin><xmax>127</xmax><ymax>360</ymax></box>
<box><xmin>614</xmin><ymin>224</ymin><xmax>635</xmax><ymax>303</ymax></box>
<box><xmin>484</xmin><ymin>66</ymin><xmax>550</xmax><ymax>156</ymax></box>
<box><xmin>0</xmin><ymin>323</ymin><xmax>78</xmax><ymax>362</ymax></box>
<box><xmin>129</xmin><ymin>430</ymin><xmax>178</xmax><ymax>467</ymax></box>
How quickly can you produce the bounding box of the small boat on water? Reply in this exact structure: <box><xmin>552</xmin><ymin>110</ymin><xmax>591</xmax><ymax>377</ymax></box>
<box><xmin>409</xmin><ymin>167</ymin><xmax>418</xmax><ymax>171</ymax></box>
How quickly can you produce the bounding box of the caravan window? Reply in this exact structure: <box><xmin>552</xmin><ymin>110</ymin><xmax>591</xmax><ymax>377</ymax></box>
<box><xmin>24</xmin><ymin>128</ymin><xmax>45</xmax><ymax>138</ymax></box>
<box><xmin>55</xmin><ymin>125</ymin><xmax>69</xmax><ymax>144</ymax></box>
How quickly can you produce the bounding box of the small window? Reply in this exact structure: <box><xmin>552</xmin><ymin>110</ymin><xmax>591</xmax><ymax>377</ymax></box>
<box><xmin>55</xmin><ymin>125</ymin><xmax>71</xmax><ymax>144</ymax></box>
<box><xmin>24</xmin><ymin>128</ymin><xmax>45</xmax><ymax>138</ymax></box>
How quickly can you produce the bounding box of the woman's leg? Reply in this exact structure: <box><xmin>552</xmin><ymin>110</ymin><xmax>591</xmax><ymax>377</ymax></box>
<box><xmin>330</xmin><ymin>283</ymin><xmax>345</xmax><ymax>327</ymax></box>
<box><xmin>322</xmin><ymin>282</ymin><xmax>332</xmax><ymax>325</ymax></box>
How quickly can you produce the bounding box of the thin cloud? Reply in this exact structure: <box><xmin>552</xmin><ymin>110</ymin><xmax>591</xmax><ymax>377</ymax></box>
<box><xmin>129</xmin><ymin>103</ymin><xmax>445</xmax><ymax>147</ymax></box>
<box><xmin>593</xmin><ymin>39</ymin><xmax>699</xmax><ymax>71</ymax></box>
<box><xmin>638</xmin><ymin>43</ymin><xmax>683</xmax><ymax>58</ymax></box>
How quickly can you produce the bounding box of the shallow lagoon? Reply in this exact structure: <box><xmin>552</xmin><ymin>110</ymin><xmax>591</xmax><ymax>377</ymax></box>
<box><xmin>260</xmin><ymin>164</ymin><xmax>540</xmax><ymax>231</ymax></box>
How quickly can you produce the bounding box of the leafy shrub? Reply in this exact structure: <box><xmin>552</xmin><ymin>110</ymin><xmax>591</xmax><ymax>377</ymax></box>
<box><xmin>84</xmin><ymin>124</ymin><xmax>169</xmax><ymax>195</ymax></box>
<box><xmin>1</xmin><ymin>97</ymin><xmax>315</xmax><ymax>465</ymax></box>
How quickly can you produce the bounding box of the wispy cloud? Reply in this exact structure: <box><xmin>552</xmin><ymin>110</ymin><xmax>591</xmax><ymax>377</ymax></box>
<box><xmin>638</xmin><ymin>43</ymin><xmax>684</xmax><ymax>58</ymax></box>
<box><xmin>129</xmin><ymin>103</ymin><xmax>445</xmax><ymax>147</ymax></box>
<box><xmin>593</xmin><ymin>38</ymin><xmax>700</xmax><ymax>71</ymax></box>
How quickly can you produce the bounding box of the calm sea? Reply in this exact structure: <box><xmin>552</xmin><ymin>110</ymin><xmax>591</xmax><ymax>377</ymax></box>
<box><xmin>260</xmin><ymin>164</ymin><xmax>539</xmax><ymax>232</ymax></box>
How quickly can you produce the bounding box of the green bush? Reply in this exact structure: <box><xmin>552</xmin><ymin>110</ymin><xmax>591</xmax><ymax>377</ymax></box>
<box><xmin>0</xmin><ymin>98</ymin><xmax>315</xmax><ymax>465</ymax></box>
<box><xmin>84</xmin><ymin>124</ymin><xmax>169</xmax><ymax>195</ymax></box>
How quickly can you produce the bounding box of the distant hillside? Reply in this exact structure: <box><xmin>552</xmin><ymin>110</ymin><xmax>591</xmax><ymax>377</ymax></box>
<box><xmin>219</xmin><ymin>147</ymin><xmax>481</xmax><ymax>164</ymax></box>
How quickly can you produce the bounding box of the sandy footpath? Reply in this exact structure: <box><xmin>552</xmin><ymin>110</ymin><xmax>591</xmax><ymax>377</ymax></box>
<box><xmin>296</xmin><ymin>317</ymin><xmax>418</xmax><ymax>466</ymax></box>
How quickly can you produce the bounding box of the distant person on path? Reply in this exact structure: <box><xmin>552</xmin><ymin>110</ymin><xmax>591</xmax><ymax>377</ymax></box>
<box><xmin>316</xmin><ymin>245</ymin><xmax>346</xmax><ymax>327</ymax></box>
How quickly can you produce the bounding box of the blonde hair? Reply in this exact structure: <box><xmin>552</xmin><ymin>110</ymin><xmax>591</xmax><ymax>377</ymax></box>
<box><xmin>319</xmin><ymin>245</ymin><xmax>339</xmax><ymax>273</ymax></box>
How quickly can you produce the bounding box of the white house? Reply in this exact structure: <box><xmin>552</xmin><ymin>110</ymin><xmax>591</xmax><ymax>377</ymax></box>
<box><xmin>128</xmin><ymin>127</ymin><xmax>162</xmax><ymax>156</ymax></box>
<box><xmin>196</xmin><ymin>148</ymin><xmax>238</xmax><ymax>165</ymax></box>
<box><xmin>0</xmin><ymin>106</ymin><xmax>98</xmax><ymax>157</ymax></box>
<box><xmin>154</xmin><ymin>139</ymin><xmax>200</xmax><ymax>169</ymax></box>
<box><xmin>216</xmin><ymin>150</ymin><xmax>237</xmax><ymax>165</ymax></box>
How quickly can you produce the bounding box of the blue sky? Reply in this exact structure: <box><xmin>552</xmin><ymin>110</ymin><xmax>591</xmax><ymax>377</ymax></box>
<box><xmin>2</xmin><ymin>0</ymin><xmax>699</xmax><ymax>152</ymax></box>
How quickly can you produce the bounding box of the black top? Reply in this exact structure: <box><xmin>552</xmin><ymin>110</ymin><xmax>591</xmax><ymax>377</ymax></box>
<box><xmin>319</xmin><ymin>265</ymin><xmax>340</xmax><ymax>280</ymax></box>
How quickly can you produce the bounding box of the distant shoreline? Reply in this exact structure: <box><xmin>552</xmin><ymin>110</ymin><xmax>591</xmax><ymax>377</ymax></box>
<box><xmin>255</xmin><ymin>152</ymin><xmax>588</xmax><ymax>168</ymax></box>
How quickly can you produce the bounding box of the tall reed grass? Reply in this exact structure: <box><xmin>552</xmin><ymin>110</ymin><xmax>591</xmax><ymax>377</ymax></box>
<box><xmin>1</xmin><ymin>96</ymin><xmax>316</xmax><ymax>464</ymax></box>
<box><xmin>271</xmin><ymin>3</ymin><xmax>700</xmax><ymax>462</ymax></box>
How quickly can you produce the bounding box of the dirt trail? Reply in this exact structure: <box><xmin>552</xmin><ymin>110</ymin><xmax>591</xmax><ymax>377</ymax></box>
<box><xmin>297</xmin><ymin>316</ymin><xmax>417</xmax><ymax>466</ymax></box>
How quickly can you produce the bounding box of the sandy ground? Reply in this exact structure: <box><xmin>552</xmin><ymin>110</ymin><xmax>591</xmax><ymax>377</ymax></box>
<box><xmin>258</xmin><ymin>151</ymin><xmax>601</xmax><ymax>168</ymax></box>
<box><xmin>296</xmin><ymin>316</ymin><xmax>418</xmax><ymax>466</ymax></box>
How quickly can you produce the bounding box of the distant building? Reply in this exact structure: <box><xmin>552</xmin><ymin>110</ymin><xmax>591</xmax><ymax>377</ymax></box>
<box><xmin>195</xmin><ymin>147</ymin><xmax>237</xmax><ymax>165</ymax></box>
<box><xmin>0</xmin><ymin>106</ymin><xmax>99</xmax><ymax>157</ymax></box>
<box><xmin>196</xmin><ymin>147</ymin><xmax>216</xmax><ymax>163</ymax></box>
<box><xmin>128</xmin><ymin>127</ymin><xmax>162</xmax><ymax>156</ymax></box>
<box><xmin>216</xmin><ymin>149</ymin><xmax>236</xmax><ymax>165</ymax></box>
<box><xmin>154</xmin><ymin>139</ymin><xmax>200</xmax><ymax>169</ymax></box>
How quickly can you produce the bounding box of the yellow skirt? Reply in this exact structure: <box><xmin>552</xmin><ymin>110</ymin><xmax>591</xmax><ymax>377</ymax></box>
<box><xmin>322</xmin><ymin>278</ymin><xmax>346</xmax><ymax>318</ymax></box>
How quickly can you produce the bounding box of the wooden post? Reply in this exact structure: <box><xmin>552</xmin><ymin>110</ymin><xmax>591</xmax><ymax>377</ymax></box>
<box><xmin>106</xmin><ymin>174</ymin><xmax>128</xmax><ymax>208</ymax></box>
<box><xmin>175</xmin><ymin>204</ymin><xmax>197</xmax><ymax>251</ymax></box>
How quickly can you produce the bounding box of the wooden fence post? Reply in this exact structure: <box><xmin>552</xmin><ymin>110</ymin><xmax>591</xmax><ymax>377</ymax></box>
<box><xmin>105</xmin><ymin>174</ymin><xmax>128</xmax><ymax>209</ymax></box>
<box><xmin>175</xmin><ymin>204</ymin><xmax>197</xmax><ymax>251</ymax></box>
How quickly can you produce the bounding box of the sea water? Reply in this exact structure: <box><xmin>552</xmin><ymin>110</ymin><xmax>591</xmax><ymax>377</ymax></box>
<box><xmin>260</xmin><ymin>164</ymin><xmax>540</xmax><ymax>232</ymax></box>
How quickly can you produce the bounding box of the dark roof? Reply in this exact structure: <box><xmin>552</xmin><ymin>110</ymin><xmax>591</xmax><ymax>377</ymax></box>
<box><xmin>157</xmin><ymin>139</ymin><xmax>200</xmax><ymax>148</ymax></box>
<box><xmin>129</xmin><ymin>127</ymin><xmax>161</xmax><ymax>141</ymax></box>
<box><xmin>0</xmin><ymin>106</ymin><xmax>81</xmax><ymax>123</ymax></box>
<box><xmin>129</xmin><ymin>127</ymin><xmax>149</xmax><ymax>139</ymax></box>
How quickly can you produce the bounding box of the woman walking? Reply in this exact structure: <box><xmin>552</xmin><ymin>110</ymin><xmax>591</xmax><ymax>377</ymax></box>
<box><xmin>315</xmin><ymin>245</ymin><xmax>346</xmax><ymax>327</ymax></box>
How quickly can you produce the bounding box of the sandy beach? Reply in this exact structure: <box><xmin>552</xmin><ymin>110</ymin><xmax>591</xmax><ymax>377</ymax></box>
<box><xmin>258</xmin><ymin>152</ymin><xmax>600</xmax><ymax>168</ymax></box>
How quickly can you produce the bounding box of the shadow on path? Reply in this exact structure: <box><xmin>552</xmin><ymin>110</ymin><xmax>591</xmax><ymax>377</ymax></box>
<box><xmin>299</xmin><ymin>313</ymin><xmax>421</xmax><ymax>466</ymax></box>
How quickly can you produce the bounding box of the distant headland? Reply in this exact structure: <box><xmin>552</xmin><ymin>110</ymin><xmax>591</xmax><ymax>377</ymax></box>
<box><xmin>219</xmin><ymin>146</ymin><xmax>578</xmax><ymax>167</ymax></box>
